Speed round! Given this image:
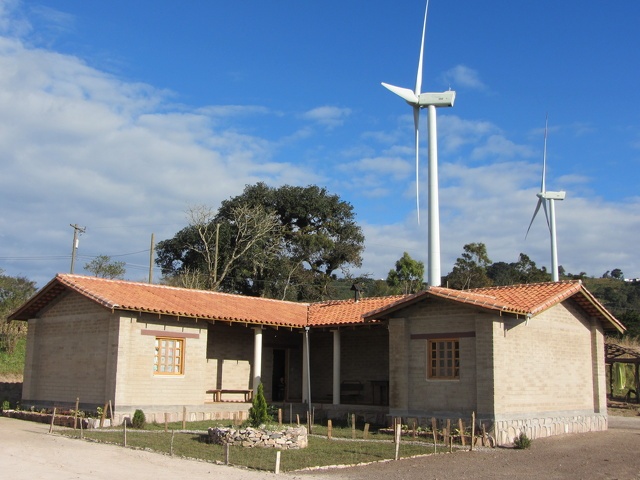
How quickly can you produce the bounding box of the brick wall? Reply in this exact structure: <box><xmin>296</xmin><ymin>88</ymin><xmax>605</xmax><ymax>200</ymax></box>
<box><xmin>306</xmin><ymin>326</ymin><xmax>388</xmax><ymax>404</ymax></box>
<box><xmin>22</xmin><ymin>293</ymin><xmax>115</xmax><ymax>409</ymax></box>
<box><xmin>492</xmin><ymin>301</ymin><xmax>599</xmax><ymax>415</ymax></box>
<box><xmin>386</xmin><ymin>296</ymin><xmax>608</xmax><ymax>444</ymax></box>
<box><xmin>402</xmin><ymin>299</ymin><xmax>478</xmax><ymax>416</ymax></box>
<box><xmin>114</xmin><ymin>314</ymin><xmax>208</xmax><ymax>407</ymax></box>
<box><xmin>204</xmin><ymin>322</ymin><xmax>254</xmax><ymax>401</ymax></box>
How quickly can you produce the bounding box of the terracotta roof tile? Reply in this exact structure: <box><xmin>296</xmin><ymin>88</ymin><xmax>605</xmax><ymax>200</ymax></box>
<box><xmin>10</xmin><ymin>275</ymin><xmax>624</xmax><ymax>333</ymax></box>
<box><xmin>16</xmin><ymin>274</ymin><xmax>309</xmax><ymax>327</ymax></box>
<box><xmin>308</xmin><ymin>295</ymin><xmax>405</xmax><ymax>327</ymax></box>
<box><xmin>363</xmin><ymin>281</ymin><xmax>624</xmax><ymax>332</ymax></box>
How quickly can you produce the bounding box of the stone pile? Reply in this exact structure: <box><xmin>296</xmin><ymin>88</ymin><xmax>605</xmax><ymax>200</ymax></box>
<box><xmin>207</xmin><ymin>425</ymin><xmax>307</xmax><ymax>449</ymax></box>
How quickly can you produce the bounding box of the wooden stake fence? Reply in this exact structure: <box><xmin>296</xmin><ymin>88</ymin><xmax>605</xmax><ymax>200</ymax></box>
<box><xmin>48</xmin><ymin>407</ymin><xmax>56</xmax><ymax>434</ymax></box>
<box><xmin>74</xmin><ymin>397</ymin><xmax>79</xmax><ymax>430</ymax></box>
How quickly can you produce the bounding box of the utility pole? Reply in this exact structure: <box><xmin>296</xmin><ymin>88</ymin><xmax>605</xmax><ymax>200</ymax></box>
<box><xmin>149</xmin><ymin>233</ymin><xmax>155</xmax><ymax>284</ymax></box>
<box><xmin>213</xmin><ymin>223</ymin><xmax>220</xmax><ymax>284</ymax></box>
<box><xmin>69</xmin><ymin>224</ymin><xmax>86</xmax><ymax>274</ymax></box>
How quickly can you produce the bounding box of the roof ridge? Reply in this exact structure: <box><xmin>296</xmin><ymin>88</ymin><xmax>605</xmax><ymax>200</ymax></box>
<box><xmin>430</xmin><ymin>286</ymin><xmax>498</xmax><ymax>301</ymax></box>
<box><xmin>467</xmin><ymin>280</ymin><xmax>580</xmax><ymax>293</ymax></box>
<box><xmin>312</xmin><ymin>294</ymin><xmax>407</xmax><ymax>307</ymax></box>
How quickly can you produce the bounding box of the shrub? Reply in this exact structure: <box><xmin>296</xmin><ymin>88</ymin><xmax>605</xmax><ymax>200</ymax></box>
<box><xmin>132</xmin><ymin>409</ymin><xmax>146</xmax><ymax>429</ymax></box>
<box><xmin>1</xmin><ymin>399</ymin><xmax>10</xmax><ymax>411</ymax></box>
<box><xmin>248</xmin><ymin>384</ymin><xmax>270</xmax><ymax>427</ymax></box>
<box><xmin>513</xmin><ymin>431</ymin><xmax>532</xmax><ymax>449</ymax></box>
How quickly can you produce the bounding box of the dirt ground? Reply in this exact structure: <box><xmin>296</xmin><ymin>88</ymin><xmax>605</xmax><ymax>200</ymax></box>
<box><xmin>1</xmin><ymin>414</ymin><xmax>640</xmax><ymax>480</ymax></box>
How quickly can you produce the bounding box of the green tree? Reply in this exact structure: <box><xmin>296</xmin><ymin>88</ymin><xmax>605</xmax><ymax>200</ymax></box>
<box><xmin>486</xmin><ymin>253</ymin><xmax>550</xmax><ymax>286</ymax></box>
<box><xmin>444</xmin><ymin>243</ymin><xmax>492</xmax><ymax>290</ymax></box>
<box><xmin>156</xmin><ymin>183</ymin><xmax>365</xmax><ymax>301</ymax></box>
<box><xmin>0</xmin><ymin>270</ymin><xmax>37</xmax><ymax>353</ymax></box>
<box><xmin>611</xmin><ymin>268</ymin><xmax>624</xmax><ymax>280</ymax></box>
<box><xmin>83</xmin><ymin>255</ymin><xmax>126</xmax><ymax>279</ymax></box>
<box><xmin>513</xmin><ymin>253</ymin><xmax>550</xmax><ymax>284</ymax></box>
<box><xmin>486</xmin><ymin>261</ymin><xmax>520</xmax><ymax>286</ymax></box>
<box><xmin>386</xmin><ymin>252</ymin><xmax>425</xmax><ymax>294</ymax></box>
<box><xmin>248</xmin><ymin>383</ymin><xmax>270</xmax><ymax>427</ymax></box>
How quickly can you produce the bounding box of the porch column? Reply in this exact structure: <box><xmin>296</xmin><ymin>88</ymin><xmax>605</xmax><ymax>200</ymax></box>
<box><xmin>302</xmin><ymin>328</ymin><xmax>310</xmax><ymax>404</ymax></box>
<box><xmin>332</xmin><ymin>329</ymin><xmax>341</xmax><ymax>405</ymax></box>
<box><xmin>253</xmin><ymin>326</ymin><xmax>263</xmax><ymax>395</ymax></box>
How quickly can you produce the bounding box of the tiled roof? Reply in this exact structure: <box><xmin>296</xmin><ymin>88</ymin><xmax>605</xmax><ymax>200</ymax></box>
<box><xmin>10</xmin><ymin>275</ymin><xmax>624</xmax><ymax>333</ymax></box>
<box><xmin>308</xmin><ymin>295</ymin><xmax>406</xmax><ymax>327</ymax></box>
<box><xmin>363</xmin><ymin>281</ymin><xmax>625</xmax><ymax>332</ymax></box>
<box><xmin>11</xmin><ymin>274</ymin><xmax>309</xmax><ymax>328</ymax></box>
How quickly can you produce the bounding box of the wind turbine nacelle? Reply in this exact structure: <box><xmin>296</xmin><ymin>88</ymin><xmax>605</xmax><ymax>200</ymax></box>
<box><xmin>418</xmin><ymin>91</ymin><xmax>456</xmax><ymax>107</ymax></box>
<box><xmin>541</xmin><ymin>191</ymin><xmax>566</xmax><ymax>200</ymax></box>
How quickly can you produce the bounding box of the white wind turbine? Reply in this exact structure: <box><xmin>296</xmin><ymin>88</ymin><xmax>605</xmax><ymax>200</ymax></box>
<box><xmin>526</xmin><ymin>116</ymin><xmax>566</xmax><ymax>282</ymax></box>
<box><xmin>381</xmin><ymin>0</ymin><xmax>455</xmax><ymax>287</ymax></box>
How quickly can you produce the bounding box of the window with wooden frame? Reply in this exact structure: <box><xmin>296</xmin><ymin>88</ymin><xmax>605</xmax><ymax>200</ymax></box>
<box><xmin>428</xmin><ymin>339</ymin><xmax>460</xmax><ymax>379</ymax></box>
<box><xmin>154</xmin><ymin>337</ymin><xmax>184</xmax><ymax>375</ymax></box>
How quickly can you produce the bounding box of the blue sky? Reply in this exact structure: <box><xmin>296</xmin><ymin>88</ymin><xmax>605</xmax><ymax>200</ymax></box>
<box><xmin>1</xmin><ymin>0</ymin><xmax>640</xmax><ymax>288</ymax></box>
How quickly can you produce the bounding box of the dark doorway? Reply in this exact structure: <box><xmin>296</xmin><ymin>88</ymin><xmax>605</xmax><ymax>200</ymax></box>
<box><xmin>272</xmin><ymin>349</ymin><xmax>287</xmax><ymax>401</ymax></box>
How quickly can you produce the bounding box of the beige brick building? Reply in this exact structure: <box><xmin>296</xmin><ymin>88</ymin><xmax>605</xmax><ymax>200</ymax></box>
<box><xmin>10</xmin><ymin>274</ymin><xmax>623</xmax><ymax>444</ymax></box>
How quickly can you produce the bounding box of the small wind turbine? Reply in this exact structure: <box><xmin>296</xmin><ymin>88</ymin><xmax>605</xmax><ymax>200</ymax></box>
<box><xmin>381</xmin><ymin>0</ymin><xmax>455</xmax><ymax>287</ymax></box>
<box><xmin>526</xmin><ymin>116</ymin><xmax>566</xmax><ymax>282</ymax></box>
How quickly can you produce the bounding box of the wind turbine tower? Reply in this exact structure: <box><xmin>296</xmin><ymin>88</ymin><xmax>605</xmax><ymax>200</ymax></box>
<box><xmin>381</xmin><ymin>0</ymin><xmax>455</xmax><ymax>287</ymax></box>
<box><xmin>526</xmin><ymin>116</ymin><xmax>566</xmax><ymax>282</ymax></box>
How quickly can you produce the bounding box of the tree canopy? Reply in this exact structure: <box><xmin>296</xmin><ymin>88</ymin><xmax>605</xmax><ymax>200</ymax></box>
<box><xmin>443</xmin><ymin>243</ymin><xmax>493</xmax><ymax>290</ymax></box>
<box><xmin>386</xmin><ymin>252</ymin><xmax>425</xmax><ymax>294</ymax></box>
<box><xmin>156</xmin><ymin>183</ymin><xmax>365</xmax><ymax>301</ymax></box>
<box><xmin>486</xmin><ymin>253</ymin><xmax>550</xmax><ymax>286</ymax></box>
<box><xmin>0</xmin><ymin>270</ymin><xmax>37</xmax><ymax>353</ymax></box>
<box><xmin>83</xmin><ymin>255</ymin><xmax>126</xmax><ymax>279</ymax></box>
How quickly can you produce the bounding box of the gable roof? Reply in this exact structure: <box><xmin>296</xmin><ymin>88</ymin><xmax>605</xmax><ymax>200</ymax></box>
<box><xmin>10</xmin><ymin>275</ymin><xmax>624</xmax><ymax>333</ymax></box>
<box><xmin>363</xmin><ymin>281</ymin><xmax>625</xmax><ymax>332</ymax></box>
<box><xmin>10</xmin><ymin>274</ymin><xmax>309</xmax><ymax>328</ymax></box>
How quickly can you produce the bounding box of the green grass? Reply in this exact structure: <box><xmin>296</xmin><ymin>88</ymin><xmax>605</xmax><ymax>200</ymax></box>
<box><xmin>0</xmin><ymin>336</ymin><xmax>26</xmax><ymax>376</ymax></box>
<box><xmin>59</xmin><ymin>425</ymin><xmax>443</xmax><ymax>472</ymax></box>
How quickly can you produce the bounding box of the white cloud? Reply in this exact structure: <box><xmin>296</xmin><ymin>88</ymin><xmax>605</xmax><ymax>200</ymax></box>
<box><xmin>443</xmin><ymin>65</ymin><xmax>486</xmax><ymax>91</ymax></box>
<box><xmin>470</xmin><ymin>134</ymin><xmax>536</xmax><ymax>161</ymax></box>
<box><xmin>301</xmin><ymin>106</ymin><xmax>351</xmax><ymax>128</ymax></box>
<box><xmin>0</xmin><ymin>28</ymin><xmax>314</xmax><ymax>286</ymax></box>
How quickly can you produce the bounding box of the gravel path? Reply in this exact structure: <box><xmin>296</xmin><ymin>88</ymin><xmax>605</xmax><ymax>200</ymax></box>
<box><xmin>2</xmin><ymin>415</ymin><xmax>640</xmax><ymax>480</ymax></box>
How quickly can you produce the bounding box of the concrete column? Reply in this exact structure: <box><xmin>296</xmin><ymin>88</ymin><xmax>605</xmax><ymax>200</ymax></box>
<box><xmin>253</xmin><ymin>326</ymin><xmax>263</xmax><ymax>394</ymax></box>
<box><xmin>475</xmin><ymin>315</ymin><xmax>495</xmax><ymax>418</ymax></box>
<box><xmin>590</xmin><ymin>318</ymin><xmax>606</xmax><ymax>413</ymax></box>
<box><xmin>332</xmin><ymin>329</ymin><xmax>341</xmax><ymax>405</ymax></box>
<box><xmin>302</xmin><ymin>331</ymin><xmax>309</xmax><ymax>403</ymax></box>
<box><xmin>21</xmin><ymin>318</ymin><xmax>37</xmax><ymax>401</ymax></box>
<box><xmin>388</xmin><ymin>317</ymin><xmax>409</xmax><ymax>414</ymax></box>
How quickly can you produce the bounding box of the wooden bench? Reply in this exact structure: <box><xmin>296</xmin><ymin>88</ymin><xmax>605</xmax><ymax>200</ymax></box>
<box><xmin>206</xmin><ymin>389</ymin><xmax>254</xmax><ymax>403</ymax></box>
<box><xmin>340</xmin><ymin>381</ymin><xmax>364</xmax><ymax>404</ymax></box>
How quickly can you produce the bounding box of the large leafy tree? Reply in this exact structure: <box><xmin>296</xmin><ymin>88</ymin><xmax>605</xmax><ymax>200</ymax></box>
<box><xmin>0</xmin><ymin>270</ymin><xmax>37</xmax><ymax>353</ymax></box>
<box><xmin>156</xmin><ymin>183</ymin><xmax>365</xmax><ymax>301</ymax></box>
<box><xmin>386</xmin><ymin>252</ymin><xmax>425</xmax><ymax>294</ymax></box>
<box><xmin>444</xmin><ymin>243</ymin><xmax>492</xmax><ymax>290</ymax></box>
<box><xmin>83</xmin><ymin>255</ymin><xmax>126</xmax><ymax>279</ymax></box>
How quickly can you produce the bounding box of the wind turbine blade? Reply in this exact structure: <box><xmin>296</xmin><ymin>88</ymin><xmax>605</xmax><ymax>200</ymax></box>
<box><xmin>414</xmin><ymin>105</ymin><xmax>420</xmax><ymax>224</ymax></box>
<box><xmin>415</xmin><ymin>0</ymin><xmax>429</xmax><ymax>96</ymax></box>
<box><xmin>541</xmin><ymin>114</ymin><xmax>548</xmax><ymax>193</ymax></box>
<box><xmin>525</xmin><ymin>198</ymin><xmax>544</xmax><ymax>239</ymax></box>
<box><xmin>381</xmin><ymin>82</ymin><xmax>418</xmax><ymax>104</ymax></box>
<box><xmin>542</xmin><ymin>197</ymin><xmax>551</xmax><ymax>231</ymax></box>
